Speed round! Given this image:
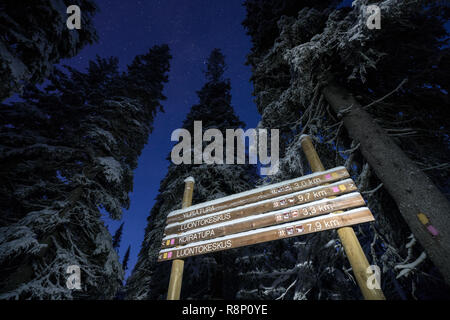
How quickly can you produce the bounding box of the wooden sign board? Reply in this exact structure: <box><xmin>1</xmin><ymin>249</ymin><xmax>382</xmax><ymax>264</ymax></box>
<box><xmin>166</xmin><ymin>166</ymin><xmax>350</xmax><ymax>224</ymax></box>
<box><xmin>161</xmin><ymin>192</ymin><xmax>365</xmax><ymax>249</ymax></box>
<box><xmin>158</xmin><ymin>207</ymin><xmax>374</xmax><ymax>262</ymax></box>
<box><xmin>158</xmin><ymin>166</ymin><xmax>376</xmax><ymax>264</ymax></box>
<box><xmin>164</xmin><ymin>179</ymin><xmax>358</xmax><ymax>236</ymax></box>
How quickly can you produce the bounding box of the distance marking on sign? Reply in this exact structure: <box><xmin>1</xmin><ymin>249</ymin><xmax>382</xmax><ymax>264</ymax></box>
<box><xmin>164</xmin><ymin>179</ymin><xmax>358</xmax><ymax>236</ymax></box>
<box><xmin>158</xmin><ymin>207</ymin><xmax>374</xmax><ymax>262</ymax></box>
<box><xmin>166</xmin><ymin>167</ymin><xmax>350</xmax><ymax>224</ymax></box>
<box><xmin>161</xmin><ymin>192</ymin><xmax>365</xmax><ymax>249</ymax></box>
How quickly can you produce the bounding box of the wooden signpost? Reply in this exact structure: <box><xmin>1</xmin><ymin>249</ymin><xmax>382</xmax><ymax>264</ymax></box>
<box><xmin>162</xmin><ymin>135</ymin><xmax>385</xmax><ymax>300</ymax></box>
<box><xmin>166</xmin><ymin>177</ymin><xmax>194</xmax><ymax>300</ymax></box>
<box><xmin>299</xmin><ymin>135</ymin><xmax>385</xmax><ymax>300</ymax></box>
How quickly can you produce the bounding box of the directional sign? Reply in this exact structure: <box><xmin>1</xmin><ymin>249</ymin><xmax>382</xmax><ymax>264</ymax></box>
<box><xmin>161</xmin><ymin>192</ymin><xmax>365</xmax><ymax>249</ymax></box>
<box><xmin>164</xmin><ymin>179</ymin><xmax>358</xmax><ymax>236</ymax></box>
<box><xmin>158</xmin><ymin>166</ymin><xmax>377</xmax><ymax>264</ymax></box>
<box><xmin>158</xmin><ymin>207</ymin><xmax>374</xmax><ymax>262</ymax></box>
<box><xmin>166</xmin><ymin>166</ymin><xmax>350</xmax><ymax>224</ymax></box>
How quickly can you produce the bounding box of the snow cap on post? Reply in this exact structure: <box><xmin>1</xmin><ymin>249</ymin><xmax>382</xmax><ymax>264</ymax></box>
<box><xmin>184</xmin><ymin>176</ymin><xmax>195</xmax><ymax>183</ymax></box>
<box><xmin>299</xmin><ymin>134</ymin><xmax>311</xmax><ymax>143</ymax></box>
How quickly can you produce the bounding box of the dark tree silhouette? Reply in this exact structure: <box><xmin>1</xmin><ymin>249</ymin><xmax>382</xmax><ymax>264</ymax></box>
<box><xmin>112</xmin><ymin>223</ymin><xmax>124</xmax><ymax>250</ymax></box>
<box><xmin>122</xmin><ymin>245</ymin><xmax>131</xmax><ymax>272</ymax></box>
<box><xmin>0</xmin><ymin>0</ymin><xmax>98</xmax><ymax>101</ymax></box>
<box><xmin>0</xmin><ymin>45</ymin><xmax>171</xmax><ymax>299</ymax></box>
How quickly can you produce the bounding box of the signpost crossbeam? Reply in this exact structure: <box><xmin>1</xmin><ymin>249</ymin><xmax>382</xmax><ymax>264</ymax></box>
<box><xmin>164</xmin><ymin>179</ymin><xmax>358</xmax><ymax>236</ymax></box>
<box><xmin>166</xmin><ymin>166</ymin><xmax>350</xmax><ymax>224</ymax></box>
<box><xmin>161</xmin><ymin>192</ymin><xmax>365</xmax><ymax>249</ymax></box>
<box><xmin>158</xmin><ymin>207</ymin><xmax>374</xmax><ymax>262</ymax></box>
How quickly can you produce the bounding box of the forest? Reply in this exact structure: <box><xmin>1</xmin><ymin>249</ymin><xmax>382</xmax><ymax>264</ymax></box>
<box><xmin>0</xmin><ymin>0</ymin><xmax>449</xmax><ymax>301</ymax></box>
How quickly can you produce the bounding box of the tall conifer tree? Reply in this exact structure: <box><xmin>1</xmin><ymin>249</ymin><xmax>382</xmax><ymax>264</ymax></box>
<box><xmin>126</xmin><ymin>49</ymin><xmax>258</xmax><ymax>299</ymax></box>
<box><xmin>241</xmin><ymin>0</ymin><xmax>450</xmax><ymax>299</ymax></box>
<box><xmin>0</xmin><ymin>0</ymin><xmax>98</xmax><ymax>101</ymax></box>
<box><xmin>0</xmin><ymin>45</ymin><xmax>171</xmax><ymax>299</ymax></box>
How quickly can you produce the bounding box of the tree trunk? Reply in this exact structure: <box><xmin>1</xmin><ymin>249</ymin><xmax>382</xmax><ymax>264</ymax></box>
<box><xmin>322</xmin><ymin>80</ymin><xmax>450</xmax><ymax>286</ymax></box>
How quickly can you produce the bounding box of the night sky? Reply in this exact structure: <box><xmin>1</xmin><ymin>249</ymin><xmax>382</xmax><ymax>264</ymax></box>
<box><xmin>62</xmin><ymin>0</ymin><xmax>260</xmax><ymax>279</ymax></box>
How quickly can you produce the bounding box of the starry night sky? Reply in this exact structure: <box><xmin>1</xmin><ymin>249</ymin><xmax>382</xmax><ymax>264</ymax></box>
<box><xmin>62</xmin><ymin>0</ymin><xmax>259</xmax><ymax>279</ymax></box>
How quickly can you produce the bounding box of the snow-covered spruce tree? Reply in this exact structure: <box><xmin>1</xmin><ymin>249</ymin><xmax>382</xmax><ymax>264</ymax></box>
<box><xmin>126</xmin><ymin>49</ymin><xmax>258</xmax><ymax>300</ymax></box>
<box><xmin>0</xmin><ymin>0</ymin><xmax>98</xmax><ymax>101</ymax></box>
<box><xmin>241</xmin><ymin>0</ymin><xmax>450</xmax><ymax>299</ymax></box>
<box><xmin>0</xmin><ymin>45</ymin><xmax>171</xmax><ymax>299</ymax></box>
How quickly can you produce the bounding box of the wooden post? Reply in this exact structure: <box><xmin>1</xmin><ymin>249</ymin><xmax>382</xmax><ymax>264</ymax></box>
<box><xmin>300</xmin><ymin>135</ymin><xmax>385</xmax><ymax>300</ymax></box>
<box><xmin>166</xmin><ymin>176</ymin><xmax>195</xmax><ymax>300</ymax></box>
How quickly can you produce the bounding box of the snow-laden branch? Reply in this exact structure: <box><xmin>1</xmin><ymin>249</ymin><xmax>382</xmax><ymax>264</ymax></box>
<box><xmin>275</xmin><ymin>279</ymin><xmax>297</xmax><ymax>300</ymax></box>
<box><xmin>396</xmin><ymin>234</ymin><xmax>416</xmax><ymax>267</ymax></box>
<box><xmin>361</xmin><ymin>183</ymin><xmax>383</xmax><ymax>195</ymax></box>
<box><xmin>421</xmin><ymin>163</ymin><xmax>450</xmax><ymax>171</ymax></box>
<box><xmin>395</xmin><ymin>252</ymin><xmax>427</xmax><ymax>279</ymax></box>
<box><xmin>362</xmin><ymin>78</ymin><xmax>408</xmax><ymax>110</ymax></box>
<box><xmin>293</xmin><ymin>287</ymin><xmax>311</xmax><ymax>300</ymax></box>
<box><xmin>339</xmin><ymin>142</ymin><xmax>360</xmax><ymax>155</ymax></box>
